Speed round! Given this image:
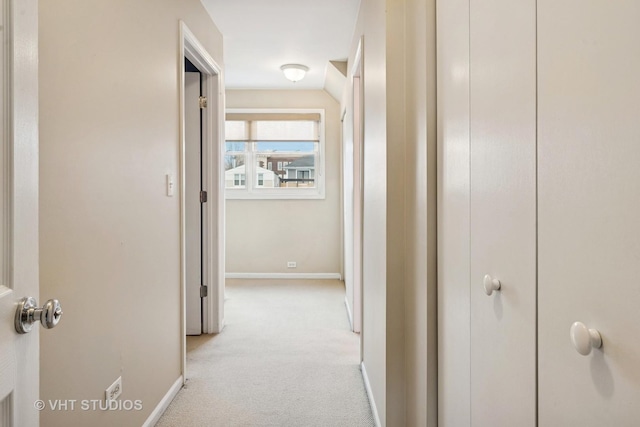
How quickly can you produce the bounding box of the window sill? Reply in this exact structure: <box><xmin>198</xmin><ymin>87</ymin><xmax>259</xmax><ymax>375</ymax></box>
<box><xmin>225</xmin><ymin>189</ymin><xmax>325</xmax><ymax>200</ymax></box>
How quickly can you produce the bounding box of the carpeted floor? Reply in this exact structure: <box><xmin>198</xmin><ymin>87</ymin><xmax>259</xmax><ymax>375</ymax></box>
<box><xmin>156</xmin><ymin>279</ymin><xmax>375</xmax><ymax>427</ymax></box>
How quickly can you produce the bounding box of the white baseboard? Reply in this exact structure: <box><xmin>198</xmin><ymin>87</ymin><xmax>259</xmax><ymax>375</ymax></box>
<box><xmin>142</xmin><ymin>376</ymin><xmax>183</xmax><ymax>427</ymax></box>
<box><xmin>225</xmin><ymin>272</ymin><xmax>342</xmax><ymax>280</ymax></box>
<box><xmin>361</xmin><ymin>362</ymin><xmax>382</xmax><ymax>427</ymax></box>
<box><xmin>344</xmin><ymin>296</ymin><xmax>354</xmax><ymax>331</ymax></box>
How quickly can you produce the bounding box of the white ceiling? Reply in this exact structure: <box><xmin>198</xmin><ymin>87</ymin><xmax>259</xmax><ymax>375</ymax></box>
<box><xmin>201</xmin><ymin>0</ymin><xmax>361</xmax><ymax>90</ymax></box>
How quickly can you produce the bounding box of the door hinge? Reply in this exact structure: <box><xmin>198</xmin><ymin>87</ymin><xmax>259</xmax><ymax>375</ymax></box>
<box><xmin>199</xmin><ymin>96</ymin><xmax>207</xmax><ymax>109</ymax></box>
<box><xmin>200</xmin><ymin>190</ymin><xmax>208</xmax><ymax>203</ymax></box>
<box><xmin>200</xmin><ymin>285</ymin><xmax>208</xmax><ymax>298</ymax></box>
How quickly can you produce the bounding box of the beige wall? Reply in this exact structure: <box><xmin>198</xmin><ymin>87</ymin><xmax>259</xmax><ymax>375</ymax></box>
<box><xmin>404</xmin><ymin>0</ymin><xmax>438</xmax><ymax>425</ymax></box>
<box><xmin>343</xmin><ymin>0</ymin><xmax>437</xmax><ymax>425</ymax></box>
<box><xmin>225</xmin><ymin>90</ymin><xmax>342</xmax><ymax>275</ymax></box>
<box><xmin>386</xmin><ymin>0</ymin><xmax>407</xmax><ymax>424</ymax></box>
<box><xmin>38</xmin><ymin>1</ymin><xmax>223</xmax><ymax>426</ymax></box>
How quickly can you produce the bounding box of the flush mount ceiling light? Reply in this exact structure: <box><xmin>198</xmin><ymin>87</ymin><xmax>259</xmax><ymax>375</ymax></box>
<box><xmin>280</xmin><ymin>64</ymin><xmax>309</xmax><ymax>83</ymax></box>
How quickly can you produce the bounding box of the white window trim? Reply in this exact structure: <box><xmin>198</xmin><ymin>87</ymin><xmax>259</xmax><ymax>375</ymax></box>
<box><xmin>225</xmin><ymin>108</ymin><xmax>326</xmax><ymax>200</ymax></box>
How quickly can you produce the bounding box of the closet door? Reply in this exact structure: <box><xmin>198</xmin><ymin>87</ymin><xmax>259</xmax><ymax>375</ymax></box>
<box><xmin>538</xmin><ymin>1</ymin><xmax>640</xmax><ymax>425</ymax></box>
<box><xmin>469</xmin><ymin>0</ymin><xmax>537</xmax><ymax>425</ymax></box>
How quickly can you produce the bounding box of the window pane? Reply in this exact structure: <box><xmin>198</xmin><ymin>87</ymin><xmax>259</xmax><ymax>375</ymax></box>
<box><xmin>225</xmin><ymin>121</ymin><xmax>248</xmax><ymax>140</ymax></box>
<box><xmin>255</xmin><ymin>157</ymin><xmax>279</xmax><ymax>188</ymax></box>
<box><xmin>254</xmin><ymin>141</ymin><xmax>317</xmax><ymax>189</ymax></box>
<box><xmin>225</xmin><ymin>146</ymin><xmax>246</xmax><ymax>188</ymax></box>
<box><xmin>262</xmin><ymin>153</ymin><xmax>316</xmax><ymax>188</ymax></box>
<box><xmin>254</xmin><ymin>121</ymin><xmax>317</xmax><ymax>141</ymax></box>
<box><xmin>225</xmin><ymin>142</ymin><xmax>246</xmax><ymax>152</ymax></box>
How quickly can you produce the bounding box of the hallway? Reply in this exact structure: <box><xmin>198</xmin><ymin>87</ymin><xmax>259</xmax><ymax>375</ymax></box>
<box><xmin>157</xmin><ymin>279</ymin><xmax>374</xmax><ymax>426</ymax></box>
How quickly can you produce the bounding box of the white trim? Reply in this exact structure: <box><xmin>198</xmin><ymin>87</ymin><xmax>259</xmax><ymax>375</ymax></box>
<box><xmin>225</xmin><ymin>272</ymin><xmax>342</xmax><ymax>280</ymax></box>
<box><xmin>344</xmin><ymin>296</ymin><xmax>353</xmax><ymax>331</ymax></box>
<box><xmin>1</xmin><ymin>0</ymin><xmax>12</xmax><ymax>296</ymax></box>
<box><xmin>353</xmin><ymin>37</ymin><xmax>364</xmax><ymax>340</ymax></box>
<box><xmin>141</xmin><ymin>376</ymin><xmax>183</xmax><ymax>427</ymax></box>
<box><xmin>351</xmin><ymin>36</ymin><xmax>363</xmax><ymax>77</ymax></box>
<box><xmin>361</xmin><ymin>362</ymin><xmax>381</xmax><ymax>427</ymax></box>
<box><xmin>226</xmin><ymin>191</ymin><xmax>325</xmax><ymax>200</ymax></box>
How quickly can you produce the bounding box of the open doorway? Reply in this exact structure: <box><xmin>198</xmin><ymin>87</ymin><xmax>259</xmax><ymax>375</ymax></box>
<box><xmin>179</xmin><ymin>21</ymin><xmax>225</xmax><ymax>375</ymax></box>
<box><xmin>160</xmin><ymin>40</ymin><xmax>373</xmax><ymax>427</ymax></box>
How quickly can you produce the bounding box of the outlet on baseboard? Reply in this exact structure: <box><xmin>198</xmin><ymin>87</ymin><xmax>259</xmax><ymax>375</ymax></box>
<box><xmin>106</xmin><ymin>376</ymin><xmax>122</xmax><ymax>402</ymax></box>
<box><xmin>287</xmin><ymin>261</ymin><xmax>297</xmax><ymax>268</ymax></box>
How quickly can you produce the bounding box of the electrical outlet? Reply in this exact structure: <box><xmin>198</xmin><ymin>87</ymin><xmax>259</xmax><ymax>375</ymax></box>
<box><xmin>287</xmin><ymin>261</ymin><xmax>297</xmax><ymax>268</ymax></box>
<box><xmin>105</xmin><ymin>376</ymin><xmax>122</xmax><ymax>402</ymax></box>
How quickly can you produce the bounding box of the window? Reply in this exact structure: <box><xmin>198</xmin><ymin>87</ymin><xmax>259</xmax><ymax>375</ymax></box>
<box><xmin>233</xmin><ymin>174</ymin><xmax>245</xmax><ymax>186</ymax></box>
<box><xmin>224</xmin><ymin>109</ymin><xmax>325</xmax><ymax>199</ymax></box>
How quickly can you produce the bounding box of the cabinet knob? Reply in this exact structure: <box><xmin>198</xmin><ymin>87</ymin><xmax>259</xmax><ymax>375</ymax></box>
<box><xmin>483</xmin><ymin>274</ymin><xmax>501</xmax><ymax>296</ymax></box>
<box><xmin>570</xmin><ymin>321</ymin><xmax>602</xmax><ymax>355</ymax></box>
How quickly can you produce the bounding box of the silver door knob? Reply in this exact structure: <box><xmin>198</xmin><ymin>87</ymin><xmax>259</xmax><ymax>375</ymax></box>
<box><xmin>483</xmin><ymin>274</ymin><xmax>501</xmax><ymax>295</ymax></box>
<box><xmin>15</xmin><ymin>297</ymin><xmax>63</xmax><ymax>334</ymax></box>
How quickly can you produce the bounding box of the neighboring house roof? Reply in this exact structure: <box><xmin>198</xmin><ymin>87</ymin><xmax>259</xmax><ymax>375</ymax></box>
<box><xmin>256</xmin><ymin>166</ymin><xmax>276</xmax><ymax>177</ymax></box>
<box><xmin>225</xmin><ymin>164</ymin><xmax>246</xmax><ymax>174</ymax></box>
<box><xmin>225</xmin><ymin>165</ymin><xmax>277</xmax><ymax>178</ymax></box>
<box><xmin>284</xmin><ymin>155</ymin><xmax>314</xmax><ymax>168</ymax></box>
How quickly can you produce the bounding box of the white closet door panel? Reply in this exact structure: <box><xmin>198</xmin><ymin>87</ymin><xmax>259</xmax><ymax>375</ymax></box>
<box><xmin>538</xmin><ymin>1</ymin><xmax>640</xmax><ymax>425</ymax></box>
<box><xmin>470</xmin><ymin>0</ymin><xmax>537</xmax><ymax>425</ymax></box>
<box><xmin>437</xmin><ymin>0</ymin><xmax>471</xmax><ymax>424</ymax></box>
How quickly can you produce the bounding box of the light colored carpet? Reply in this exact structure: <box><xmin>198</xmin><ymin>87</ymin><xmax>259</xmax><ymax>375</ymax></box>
<box><xmin>156</xmin><ymin>279</ymin><xmax>375</xmax><ymax>427</ymax></box>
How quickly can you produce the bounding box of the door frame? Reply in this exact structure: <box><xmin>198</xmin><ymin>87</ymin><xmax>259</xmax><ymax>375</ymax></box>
<box><xmin>178</xmin><ymin>22</ymin><xmax>225</xmax><ymax>376</ymax></box>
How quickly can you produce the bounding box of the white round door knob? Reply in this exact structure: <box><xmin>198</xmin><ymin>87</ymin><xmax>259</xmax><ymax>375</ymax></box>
<box><xmin>483</xmin><ymin>274</ymin><xmax>501</xmax><ymax>295</ymax></box>
<box><xmin>570</xmin><ymin>321</ymin><xmax>602</xmax><ymax>356</ymax></box>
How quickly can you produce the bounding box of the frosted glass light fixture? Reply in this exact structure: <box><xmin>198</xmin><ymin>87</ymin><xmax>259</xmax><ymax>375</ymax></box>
<box><xmin>280</xmin><ymin>64</ymin><xmax>309</xmax><ymax>82</ymax></box>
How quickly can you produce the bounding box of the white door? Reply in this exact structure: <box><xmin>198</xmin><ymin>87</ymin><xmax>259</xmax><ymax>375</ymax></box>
<box><xmin>352</xmin><ymin>74</ymin><xmax>363</xmax><ymax>334</ymax></box>
<box><xmin>538</xmin><ymin>1</ymin><xmax>640</xmax><ymax>424</ymax></box>
<box><xmin>185</xmin><ymin>71</ymin><xmax>202</xmax><ymax>335</ymax></box>
<box><xmin>342</xmin><ymin>73</ymin><xmax>363</xmax><ymax>334</ymax></box>
<box><xmin>0</xmin><ymin>0</ymin><xmax>40</xmax><ymax>425</ymax></box>
<box><xmin>469</xmin><ymin>0</ymin><xmax>537</xmax><ymax>424</ymax></box>
<box><xmin>342</xmin><ymin>108</ymin><xmax>355</xmax><ymax>329</ymax></box>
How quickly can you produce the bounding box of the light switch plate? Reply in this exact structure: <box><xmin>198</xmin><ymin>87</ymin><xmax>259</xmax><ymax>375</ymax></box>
<box><xmin>166</xmin><ymin>174</ymin><xmax>174</xmax><ymax>197</ymax></box>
